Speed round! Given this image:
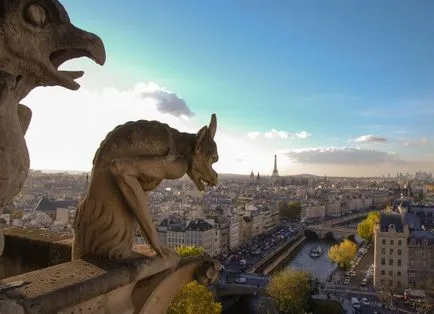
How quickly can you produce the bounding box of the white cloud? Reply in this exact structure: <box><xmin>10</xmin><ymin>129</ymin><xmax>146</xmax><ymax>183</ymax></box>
<box><xmin>249</xmin><ymin>129</ymin><xmax>311</xmax><ymax>140</ymax></box>
<box><xmin>22</xmin><ymin>82</ymin><xmax>273</xmax><ymax>175</ymax></box>
<box><xmin>403</xmin><ymin>137</ymin><xmax>428</xmax><ymax>147</ymax></box>
<box><xmin>247</xmin><ymin>132</ymin><xmax>261</xmax><ymax>140</ymax></box>
<box><xmin>265</xmin><ymin>129</ymin><xmax>290</xmax><ymax>139</ymax></box>
<box><xmin>137</xmin><ymin>82</ymin><xmax>194</xmax><ymax>118</ymax></box>
<box><xmin>296</xmin><ymin>131</ymin><xmax>311</xmax><ymax>139</ymax></box>
<box><xmin>352</xmin><ymin>134</ymin><xmax>388</xmax><ymax>143</ymax></box>
<box><xmin>284</xmin><ymin>146</ymin><xmax>400</xmax><ymax>164</ymax></box>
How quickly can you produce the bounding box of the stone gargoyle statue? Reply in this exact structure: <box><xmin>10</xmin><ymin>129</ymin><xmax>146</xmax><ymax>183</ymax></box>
<box><xmin>0</xmin><ymin>0</ymin><xmax>106</xmax><ymax>255</ymax></box>
<box><xmin>73</xmin><ymin>114</ymin><xmax>219</xmax><ymax>261</ymax></box>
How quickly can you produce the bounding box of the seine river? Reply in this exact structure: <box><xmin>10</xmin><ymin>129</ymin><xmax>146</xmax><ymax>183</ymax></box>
<box><xmin>223</xmin><ymin>239</ymin><xmax>336</xmax><ymax>313</ymax></box>
<box><xmin>285</xmin><ymin>240</ymin><xmax>337</xmax><ymax>281</ymax></box>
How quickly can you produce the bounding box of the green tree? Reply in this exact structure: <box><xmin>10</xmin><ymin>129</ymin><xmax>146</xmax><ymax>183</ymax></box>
<box><xmin>278</xmin><ymin>200</ymin><xmax>290</xmax><ymax>217</ymax></box>
<box><xmin>357</xmin><ymin>211</ymin><xmax>381</xmax><ymax>242</ymax></box>
<box><xmin>279</xmin><ymin>201</ymin><xmax>302</xmax><ymax>221</ymax></box>
<box><xmin>328</xmin><ymin>239</ymin><xmax>357</xmax><ymax>270</ymax></box>
<box><xmin>288</xmin><ymin>201</ymin><xmax>302</xmax><ymax>221</ymax></box>
<box><xmin>266</xmin><ymin>269</ymin><xmax>314</xmax><ymax>314</ymax></box>
<box><xmin>168</xmin><ymin>246</ymin><xmax>221</xmax><ymax>314</ymax></box>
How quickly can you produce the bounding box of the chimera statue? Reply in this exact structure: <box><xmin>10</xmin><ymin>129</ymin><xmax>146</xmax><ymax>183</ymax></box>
<box><xmin>73</xmin><ymin>114</ymin><xmax>219</xmax><ymax>260</ymax></box>
<box><xmin>0</xmin><ymin>0</ymin><xmax>106</xmax><ymax>255</ymax></box>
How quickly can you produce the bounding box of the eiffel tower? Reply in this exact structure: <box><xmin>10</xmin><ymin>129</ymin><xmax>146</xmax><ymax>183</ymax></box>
<box><xmin>271</xmin><ymin>154</ymin><xmax>279</xmax><ymax>182</ymax></box>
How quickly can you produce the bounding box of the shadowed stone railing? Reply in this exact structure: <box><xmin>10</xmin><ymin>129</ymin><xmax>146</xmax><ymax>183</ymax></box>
<box><xmin>0</xmin><ymin>229</ymin><xmax>219</xmax><ymax>314</ymax></box>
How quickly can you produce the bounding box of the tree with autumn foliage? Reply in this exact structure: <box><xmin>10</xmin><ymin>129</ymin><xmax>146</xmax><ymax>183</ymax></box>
<box><xmin>168</xmin><ymin>245</ymin><xmax>222</xmax><ymax>314</ymax></box>
<box><xmin>328</xmin><ymin>239</ymin><xmax>357</xmax><ymax>270</ymax></box>
<box><xmin>357</xmin><ymin>211</ymin><xmax>381</xmax><ymax>242</ymax></box>
<box><xmin>175</xmin><ymin>245</ymin><xmax>205</xmax><ymax>257</ymax></box>
<box><xmin>266</xmin><ymin>269</ymin><xmax>316</xmax><ymax>313</ymax></box>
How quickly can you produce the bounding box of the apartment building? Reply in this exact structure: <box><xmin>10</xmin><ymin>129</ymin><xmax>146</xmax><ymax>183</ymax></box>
<box><xmin>301</xmin><ymin>203</ymin><xmax>326</xmax><ymax>219</ymax></box>
<box><xmin>206</xmin><ymin>216</ymin><xmax>229</xmax><ymax>255</ymax></box>
<box><xmin>374</xmin><ymin>210</ymin><xmax>434</xmax><ymax>290</ymax></box>
<box><xmin>251</xmin><ymin>211</ymin><xmax>263</xmax><ymax>238</ymax></box>
<box><xmin>186</xmin><ymin>219</ymin><xmax>215</xmax><ymax>256</ymax></box>
<box><xmin>157</xmin><ymin>215</ymin><xmax>186</xmax><ymax>249</ymax></box>
<box><xmin>240</xmin><ymin>216</ymin><xmax>252</xmax><ymax>244</ymax></box>
<box><xmin>228</xmin><ymin>214</ymin><xmax>240</xmax><ymax>251</ymax></box>
<box><xmin>325</xmin><ymin>199</ymin><xmax>342</xmax><ymax>216</ymax></box>
<box><xmin>157</xmin><ymin>216</ymin><xmax>216</xmax><ymax>256</ymax></box>
<box><xmin>372</xmin><ymin>191</ymin><xmax>390</xmax><ymax>209</ymax></box>
<box><xmin>270</xmin><ymin>204</ymin><xmax>280</xmax><ymax>229</ymax></box>
<box><xmin>408</xmin><ymin>206</ymin><xmax>434</xmax><ymax>230</ymax></box>
<box><xmin>373</xmin><ymin>214</ymin><xmax>409</xmax><ymax>289</ymax></box>
<box><xmin>408</xmin><ymin>231</ymin><xmax>434</xmax><ymax>288</ymax></box>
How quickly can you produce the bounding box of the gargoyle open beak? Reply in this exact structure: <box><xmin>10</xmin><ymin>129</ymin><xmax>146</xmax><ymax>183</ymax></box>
<box><xmin>48</xmin><ymin>25</ymin><xmax>106</xmax><ymax>90</ymax></box>
<box><xmin>189</xmin><ymin>172</ymin><xmax>218</xmax><ymax>192</ymax></box>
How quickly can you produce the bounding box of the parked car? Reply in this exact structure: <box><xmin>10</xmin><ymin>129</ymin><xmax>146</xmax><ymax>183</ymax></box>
<box><xmin>361</xmin><ymin>298</ymin><xmax>370</xmax><ymax>306</ymax></box>
<box><xmin>351</xmin><ymin>297</ymin><xmax>361</xmax><ymax>309</ymax></box>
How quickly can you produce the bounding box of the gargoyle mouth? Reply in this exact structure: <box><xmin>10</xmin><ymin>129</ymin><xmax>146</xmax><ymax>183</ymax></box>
<box><xmin>196</xmin><ymin>177</ymin><xmax>217</xmax><ymax>192</ymax></box>
<box><xmin>49</xmin><ymin>45</ymin><xmax>105</xmax><ymax>90</ymax></box>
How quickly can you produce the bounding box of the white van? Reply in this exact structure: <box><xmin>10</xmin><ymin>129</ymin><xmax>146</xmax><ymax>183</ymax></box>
<box><xmin>351</xmin><ymin>297</ymin><xmax>361</xmax><ymax>309</ymax></box>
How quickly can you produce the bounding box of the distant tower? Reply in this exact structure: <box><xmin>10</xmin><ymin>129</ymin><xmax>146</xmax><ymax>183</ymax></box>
<box><xmin>271</xmin><ymin>154</ymin><xmax>279</xmax><ymax>182</ymax></box>
<box><xmin>257</xmin><ymin>172</ymin><xmax>261</xmax><ymax>184</ymax></box>
<box><xmin>250</xmin><ymin>170</ymin><xmax>255</xmax><ymax>183</ymax></box>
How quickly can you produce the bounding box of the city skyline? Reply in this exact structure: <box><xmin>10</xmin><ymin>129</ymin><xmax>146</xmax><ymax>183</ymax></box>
<box><xmin>23</xmin><ymin>0</ymin><xmax>434</xmax><ymax>176</ymax></box>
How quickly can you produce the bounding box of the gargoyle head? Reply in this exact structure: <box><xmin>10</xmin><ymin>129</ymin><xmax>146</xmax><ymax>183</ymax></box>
<box><xmin>188</xmin><ymin>114</ymin><xmax>219</xmax><ymax>191</ymax></box>
<box><xmin>0</xmin><ymin>0</ymin><xmax>106</xmax><ymax>98</ymax></box>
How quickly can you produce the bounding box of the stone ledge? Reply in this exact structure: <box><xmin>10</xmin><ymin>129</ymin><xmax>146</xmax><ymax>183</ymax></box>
<box><xmin>2</xmin><ymin>226</ymin><xmax>73</xmax><ymax>269</ymax></box>
<box><xmin>1</xmin><ymin>245</ymin><xmax>218</xmax><ymax>314</ymax></box>
<box><xmin>2</xmin><ymin>226</ymin><xmax>72</xmax><ymax>243</ymax></box>
<box><xmin>0</xmin><ymin>254</ymin><xmax>181</xmax><ymax>313</ymax></box>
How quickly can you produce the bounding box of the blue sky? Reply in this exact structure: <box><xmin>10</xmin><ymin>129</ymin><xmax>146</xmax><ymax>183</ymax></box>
<box><xmin>24</xmin><ymin>0</ymin><xmax>434</xmax><ymax>176</ymax></box>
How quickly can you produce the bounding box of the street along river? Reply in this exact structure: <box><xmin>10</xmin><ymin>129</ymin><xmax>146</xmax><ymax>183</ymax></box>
<box><xmin>223</xmin><ymin>239</ymin><xmax>337</xmax><ymax>313</ymax></box>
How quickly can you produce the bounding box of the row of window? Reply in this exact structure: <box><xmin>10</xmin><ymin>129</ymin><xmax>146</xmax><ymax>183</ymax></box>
<box><xmin>380</xmin><ymin>258</ymin><xmax>402</xmax><ymax>266</ymax></box>
<box><xmin>381</xmin><ymin>248</ymin><xmax>402</xmax><ymax>255</ymax></box>
<box><xmin>381</xmin><ymin>239</ymin><xmax>402</xmax><ymax>246</ymax></box>
<box><xmin>380</xmin><ymin>270</ymin><xmax>402</xmax><ymax>276</ymax></box>
<box><xmin>379</xmin><ymin>279</ymin><xmax>402</xmax><ymax>287</ymax></box>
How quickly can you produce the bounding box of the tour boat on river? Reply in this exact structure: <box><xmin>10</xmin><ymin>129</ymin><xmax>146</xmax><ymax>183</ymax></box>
<box><xmin>309</xmin><ymin>246</ymin><xmax>324</xmax><ymax>258</ymax></box>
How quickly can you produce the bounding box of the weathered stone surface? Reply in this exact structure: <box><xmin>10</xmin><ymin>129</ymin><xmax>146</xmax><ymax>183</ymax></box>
<box><xmin>0</xmin><ymin>296</ymin><xmax>25</xmax><ymax>314</ymax></box>
<box><xmin>0</xmin><ymin>253</ymin><xmax>218</xmax><ymax>314</ymax></box>
<box><xmin>73</xmin><ymin>114</ymin><xmax>219</xmax><ymax>261</ymax></box>
<box><xmin>0</xmin><ymin>0</ymin><xmax>106</xmax><ymax>254</ymax></box>
<box><xmin>2</xmin><ymin>227</ymin><xmax>72</xmax><ymax>270</ymax></box>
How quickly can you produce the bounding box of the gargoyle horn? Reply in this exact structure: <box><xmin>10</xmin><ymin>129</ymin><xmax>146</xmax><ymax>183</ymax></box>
<box><xmin>208</xmin><ymin>113</ymin><xmax>217</xmax><ymax>139</ymax></box>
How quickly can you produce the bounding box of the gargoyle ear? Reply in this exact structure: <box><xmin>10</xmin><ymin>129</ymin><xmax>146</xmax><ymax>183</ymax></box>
<box><xmin>208</xmin><ymin>114</ymin><xmax>217</xmax><ymax>139</ymax></box>
<box><xmin>195</xmin><ymin>126</ymin><xmax>208</xmax><ymax>153</ymax></box>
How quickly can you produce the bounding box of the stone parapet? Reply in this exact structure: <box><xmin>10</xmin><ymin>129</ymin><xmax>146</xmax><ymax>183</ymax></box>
<box><xmin>0</xmin><ymin>252</ymin><xmax>218</xmax><ymax>313</ymax></box>
<box><xmin>2</xmin><ymin>226</ymin><xmax>72</xmax><ymax>269</ymax></box>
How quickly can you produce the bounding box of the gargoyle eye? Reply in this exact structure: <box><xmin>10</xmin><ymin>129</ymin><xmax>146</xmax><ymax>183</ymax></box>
<box><xmin>24</xmin><ymin>3</ymin><xmax>49</xmax><ymax>27</ymax></box>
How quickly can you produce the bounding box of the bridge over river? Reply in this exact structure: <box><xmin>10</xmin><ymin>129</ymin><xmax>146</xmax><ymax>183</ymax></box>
<box><xmin>307</xmin><ymin>211</ymin><xmax>372</xmax><ymax>238</ymax></box>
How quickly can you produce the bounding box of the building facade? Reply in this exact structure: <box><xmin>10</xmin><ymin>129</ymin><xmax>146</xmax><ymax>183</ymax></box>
<box><xmin>373</xmin><ymin>214</ymin><xmax>409</xmax><ymax>289</ymax></box>
<box><xmin>374</xmin><ymin>210</ymin><xmax>434</xmax><ymax>291</ymax></box>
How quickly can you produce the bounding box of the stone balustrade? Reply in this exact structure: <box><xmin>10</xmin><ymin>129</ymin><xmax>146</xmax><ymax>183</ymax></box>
<box><xmin>0</xmin><ymin>227</ymin><xmax>219</xmax><ymax>314</ymax></box>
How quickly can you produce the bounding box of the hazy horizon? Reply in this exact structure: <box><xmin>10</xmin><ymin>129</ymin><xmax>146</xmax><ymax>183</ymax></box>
<box><xmin>30</xmin><ymin>168</ymin><xmax>420</xmax><ymax>179</ymax></box>
<box><xmin>23</xmin><ymin>0</ymin><xmax>434</xmax><ymax>177</ymax></box>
